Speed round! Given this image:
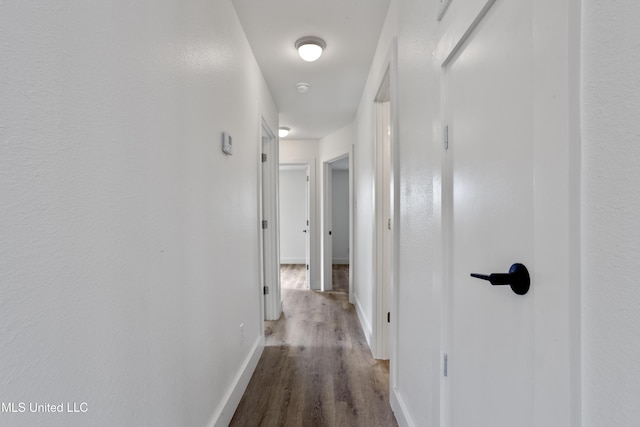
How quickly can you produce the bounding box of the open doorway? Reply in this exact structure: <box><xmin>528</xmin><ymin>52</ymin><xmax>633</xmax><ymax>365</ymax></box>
<box><xmin>329</xmin><ymin>157</ymin><xmax>350</xmax><ymax>294</ymax></box>
<box><xmin>321</xmin><ymin>154</ymin><xmax>352</xmax><ymax>296</ymax></box>
<box><xmin>278</xmin><ymin>164</ymin><xmax>311</xmax><ymax>289</ymax></box>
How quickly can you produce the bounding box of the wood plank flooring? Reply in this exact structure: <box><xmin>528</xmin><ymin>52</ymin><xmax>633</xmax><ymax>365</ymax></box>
<box><xmin>230</xmin><ymin>264</ymin><xmax>397</xmax><ymax>427</ymax></box>
<box><xmin>331</xmin><ymin>264</ymin><xmax>349</xmax><ymax>293</ymax></box>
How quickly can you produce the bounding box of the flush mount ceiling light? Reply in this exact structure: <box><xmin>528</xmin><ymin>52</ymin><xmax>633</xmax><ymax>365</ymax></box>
<box><xmin>296</xmin><ymin>82</ymin><xmax>310</xmax><ymax>93</ymax></box>
<box><xmin>279</xmin><ymin>127</ymin><xmax>290</xmax><ymax>138</ymax></box>
<box><xmin>295</xmin><ymin>36</ymin><xmax>326</xmax><ymax>62</ymax></box>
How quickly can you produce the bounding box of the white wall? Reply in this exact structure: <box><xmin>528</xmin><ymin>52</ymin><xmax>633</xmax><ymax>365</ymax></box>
<box><xmin>352</xmin><ymin>0</ymin><xmax>399</xmax><ymax>363</ymax></box>
<box><xmin>359</xmin><ymin>0</ymin><xmax>581</xmax><ymax>426</ymax></box>
<box><xmin>319</xmin><ymin>124</ymin><xmax>355</xmax><ymax>291</ymax></box>
<box><xmin>582</xmin><ymin>1</ymin><xmax>640</xmax><ymax>425</ymax></box>
<box><xmin>279</xmin><ymin>168</ymin><xmax>307</xmax><ymax>264</ymax></box>
<box><xmin>392</xmin><ymin>0</ymin><xmax>439</xmax><ymax>424</ymax></box>
<box><xmin>331</xmin><ymin>169</ymin><xmax>350</xmax><ymax>263</ymax></box>
<box><xmin>319</xmin><ymin>123</ymin><xmax>354</xmax><ymax>162</ymax></box>
<box><xmin>0</xmin><ymin>1</ymin><xmax>277</xmax><ymax>426</ymax></box>
<box><xmin>279</xmin><ymin>139</ymin><xmax>320</xmax><ymax>288</ymax></box>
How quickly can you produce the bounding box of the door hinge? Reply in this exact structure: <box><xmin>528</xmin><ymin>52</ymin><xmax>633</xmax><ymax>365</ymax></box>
<box><xmin>443</xmin><ymin>353</ymin><xmax>448</xmax><ymax>377</ymax></box>
<box><xmin>306</xmin><ymin>175</ymin><xmax>309</xmax><ymax>182</ymax></box>
<box><xmin>263</xmin><ymin>286</ymin><xmax>269</xmax><ymax>295</ymax></box>
<box><xmin>306</xmin><ymin>220</ymin><xmax>309</xmax><ymax>226</ymax></box>
<box><xmin>262</xmin><ymin>220</ymin><xmax>268</xmax><ymax>229</ymax></box>
<box><xmin>444</xmin><ymin>125</ymin><xmax>449</xmax><ymax>150</ymax></box>
<box><xmin>262</xmin><ymin>153</ymin><xmax>267</xmax><ymax>162</ymax></box>
<box><xmin>387</xmin><ymin>312</ymin><xmax>390</xmax><ymax>323</ymax></box>
<box><xmin>306</xmin><ymin>264</ymin><xmax>309</xmax><ymax>271</ymax></box>
<box><xmin>387</xmin><ymin>218</ymin><xmax>391</xmax><ymax>230</ymax></box>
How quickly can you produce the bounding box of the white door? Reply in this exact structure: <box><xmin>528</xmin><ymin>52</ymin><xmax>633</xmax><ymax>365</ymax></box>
<box><xmin>445</xmin><ymin>0</ymin><xmax>534</xmax><ymax>425</ymax></box>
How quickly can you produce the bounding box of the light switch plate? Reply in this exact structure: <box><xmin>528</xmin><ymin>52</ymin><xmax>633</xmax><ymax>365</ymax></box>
<box><xmin>222</xmin><ymin>132</ymin><xmax>233</xmax><ymax>155</ymax></box>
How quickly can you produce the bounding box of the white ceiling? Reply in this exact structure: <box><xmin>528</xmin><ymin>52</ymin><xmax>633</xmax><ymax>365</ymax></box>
<box><xmin>232</xmin><ymin>0</ymin><xmax>391</xmax><ymax>140</ymax></box>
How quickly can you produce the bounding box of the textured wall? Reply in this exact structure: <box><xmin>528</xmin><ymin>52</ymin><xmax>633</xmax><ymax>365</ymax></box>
<box><xmin>582</xmin><ymin>1</ymin><xmax>640</xmax><ymax>425</ymax></box>
<box><xmin>0</xmin><ymin>1</ymin><xmax>277</xmax><ymax>426</ymax></box>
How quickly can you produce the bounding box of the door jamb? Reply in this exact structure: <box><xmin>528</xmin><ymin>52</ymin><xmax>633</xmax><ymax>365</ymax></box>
<box><xmin>372</xmin><ymin>39</ymin><xmax>399</xmax><ymax>370</ymax></box>
<box><xmin>321</xmin><ymin>153</ymin><xmax>353</xmax><ymax>294</ymax></box>
<box><xmin>279</xmin><ymin>162</ymin><xmax>313</xmax><ymax>289</ymax></box>
<box><xmin>280</xmin><ymin>159</ymin><xmax>319</xmax><ymax>290</ymax></box>
<box><xmin>261</xmin><ymin>119</ymin><xmax>281</xmax><ymax>321</ymax></box>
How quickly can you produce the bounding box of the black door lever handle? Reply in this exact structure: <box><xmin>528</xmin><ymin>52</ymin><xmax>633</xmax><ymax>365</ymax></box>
<box><xmin>470</xmin><ymin>263</ymin><xmax>530</xmax><ymax>295</ymax></box>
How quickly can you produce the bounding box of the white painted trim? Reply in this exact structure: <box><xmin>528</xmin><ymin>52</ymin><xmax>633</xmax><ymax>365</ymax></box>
<box><xmin>372</xmin><ymin>38</ymin><xmax>398</xmax><ymax>364</ymax></box>
<box><xmin>261</xmin><ymin>120</ymin><xmax>281</xmax><ymax>321</ymax></box>
<box><xmin>354</xmin><ymin>294</ymin><xmax>372</xmax><ymax>349</ymax></box>
<box><xmin>321</xmin><ymin>152</ymin><xmax>353</xmax><ymax>293</ymax></box>
<box><xmin>280</xmin><ymin>258</ymin><xmax>306</xmax><ymax>264</ymax></box>
<box><xmin>321</xmin><ymin>161</ymin><xmax>333</xmax><ymax>291</ymax></box>
<box><xmin>349</xmin><ymin>145</ymin><xmax>355</xmax><ymax>305</ymax></box>
<box><xmin>434</xmin><ymin>0</ymin><xmax>497</xmax><ymax>66</ymax></box>
<box><xmin>390</xmin><ymin>387</ymin><xmax>416</xmax><ymax>427</ymax></box>
<box><xmin>209</xmin><ymin>335</ymin><xmax>264</xmax><ymax>427</ymax></box>
<box><xmin>280</xmin><ymin>159</ymin><xmax>318</xmax><ymax>290</ymax></box>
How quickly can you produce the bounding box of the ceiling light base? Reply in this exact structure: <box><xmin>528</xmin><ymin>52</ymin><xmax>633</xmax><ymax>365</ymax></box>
<box><xmin>295</xmin><ymin>36</ymin><xmax>326</xmax><ymax>62</ymax></box>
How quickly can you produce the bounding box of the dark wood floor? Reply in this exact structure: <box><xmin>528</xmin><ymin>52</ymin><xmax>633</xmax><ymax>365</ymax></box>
<box><xmin>332</xmin><ymin>264</ymin><xmax>349</xmax><ymax>293</ymax></box>
<box><xmin>230</xmin><ymin>264</ymin><xmax>397</xmax><ymax>427</ymax></box>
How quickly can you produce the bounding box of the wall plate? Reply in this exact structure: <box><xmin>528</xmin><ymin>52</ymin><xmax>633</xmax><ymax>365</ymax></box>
<box><xmin>222</xmin><ymin>132</ymin><xmax>233</xmax><ymax>155</ymax></box>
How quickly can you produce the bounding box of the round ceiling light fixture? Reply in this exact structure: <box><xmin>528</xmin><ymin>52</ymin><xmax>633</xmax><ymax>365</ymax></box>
<box><xmin>295</xmin><ymin>36</ymin><xmax>326</xmax><ymax>62</ymax></box>
<box><xmin>296</xmin><ymin>82</ymin><xmax>310</xmax><ymax>93</ymax></box>
<box><xmin>279</xmin><ymin>127</ymin><xmax>291</xmax><ymax>138</ymax></box>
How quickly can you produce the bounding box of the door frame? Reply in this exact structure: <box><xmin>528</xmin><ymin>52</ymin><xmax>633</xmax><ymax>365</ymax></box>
<box><xmin>434</xmin><ymin>1</ymin><xmax>581</xmax><ymax>425</ymax></box>
<box><xmin>260</xmin><ymin>119</ymin><xmax>281</xmax><ymax>321</ymax></box>
<box><xmin>322</xmin><ymin>161</ymin><xmax>333</xmax><ymax>291</ymax></box>
<box><xmin>321</xmin><ymin>154</ymin><xmax>353</xmax><ymax>295</ymax></box>
<box><xmin>280</xmin><ymin>159</ymin><xmax>318</xmax><ymax>290</ymax></box>
<box><xmin>372</xmin><ymin>39</ymin><xmax>398</xmax><ymax>367</ymax></box>
<box><xmin>278</xmin><ymin>163</ymin><xmax>313</xmax><ymax>289</ymax></box>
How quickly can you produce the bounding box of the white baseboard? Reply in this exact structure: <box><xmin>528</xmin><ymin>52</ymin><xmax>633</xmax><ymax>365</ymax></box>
<box><xmin>279</xmin><ymin>258</ymin><xmax>306</xmax><ymax>264</ymax></box>
<box><xmin>354</xmin><ymin>294</ymin><xmax>372</xmax><ymax>349</ymax></box>
<box><xmin>332</xmin><ymin>258</ymin><xmax>349</xmax><ymax>264</ymax></box>
<box><xmin>390</xmin><ymin>387</ymin><xmax>416</xmax><ymax>427</ymax></box>
<box><xmin>209</xmin><ymin>335</ymin><xmax>264</xmax><ymax>427</ymax></box>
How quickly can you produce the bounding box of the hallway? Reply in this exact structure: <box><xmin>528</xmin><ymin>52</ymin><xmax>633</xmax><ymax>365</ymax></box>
<box><xmin>2</xmin><ymin>0</ymin><xmax>639</xmax><ymax>425</ymax></box>
<box><xmin>230</xmin><ymin>265</ymin><xmax>397</xmax><ymax>426</ymax></box>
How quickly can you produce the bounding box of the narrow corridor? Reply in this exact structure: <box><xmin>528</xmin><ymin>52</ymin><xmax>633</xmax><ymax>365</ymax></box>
<box><xmin>230</xmin><ymin>265</ymin><xmax>396</xmax><ymax>426</ymax></box>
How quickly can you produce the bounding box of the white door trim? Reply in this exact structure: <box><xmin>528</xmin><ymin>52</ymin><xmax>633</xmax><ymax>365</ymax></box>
<box><xmin>372</xmin><ymin>38</ymin><xmax>398</xmax><ymax>371</ymax></box>
<box><xmin>279</xmin><ymin>162</ymin><xmax>314</xmax><ymax>289</ymax></box>
<box><xmin>261</xmin><ymin>119</ymin><xmax>281</xmax><ymax>321</ymax></box>
<box><xmin>322</xmin><ymin>161</ymin><xmax>333</xmax><ymax>291</ymax></box>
